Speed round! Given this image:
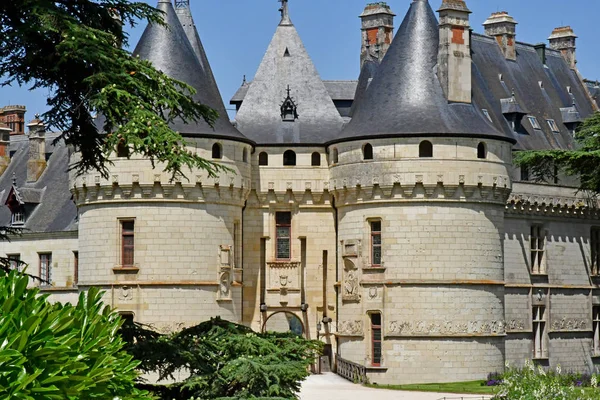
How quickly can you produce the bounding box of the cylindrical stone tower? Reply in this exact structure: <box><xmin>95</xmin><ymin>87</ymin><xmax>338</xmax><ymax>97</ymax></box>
<box><xmin>328</xmin><ymin>0</ymin><xmax>515</xmax><ymax>384</ymax></box>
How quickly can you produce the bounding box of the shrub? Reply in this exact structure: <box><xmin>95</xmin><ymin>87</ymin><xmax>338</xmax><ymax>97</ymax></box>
<box><xmin>0</xmin><ymin>270</ymin><xmax>152</xmax><ymax>399</ymax></box>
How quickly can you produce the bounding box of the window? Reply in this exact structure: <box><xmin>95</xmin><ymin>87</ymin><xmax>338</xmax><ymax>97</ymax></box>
<box><xmin>73</xmin><ymin>251</ymin><xmax>79</xmax><ymax>285</ymax></box>
<box><xmin>39</xmin><ymin>253</ymin><xmax>52</xmax><ymax>286</ymax></box>
<box><xmin>520</xmin><ymin>165</ymin><xmax>530</xmax><ymax>181</ymax></box>
<box><xmin>363</xmin><ymin>143</ymin><xmax>373</xmax><ymax>160</ymax></box>
<box><xmin>8</xmin><ymin>254</ymin><xmax>20</xmax><ymax>271</ymax></box>
<box><xmin>212</xmin><ymin>143</ymin><xmax>222</xmax><ymax>159</ymax></box>
<box><xmin>532</xmin><ymin>306</ymin><xmax>547</xmax><ymax>359</ymax></box>
<box><xmin>594</xmin><ymin>306</ymin><xmax>600</xmax><ymax>356</ymax></box>
<box><xmin>530</xmin><ymin>225</ymin><xmax>546</xmax><ymax>275</ymax></box>
<box><xmin>371</xmin><ymin>220</ymin><xmax>382</xmax><ymax>267</ymax></box>
<box><xmin>371</xmin><ymin>313</ymin><xmax>382</xmax><ymax>366</ymax></box>
<box><xmin>283</xmin><ymin>150</ymin><xmax>296</xmax><ymax>166</ymax></box>
<box><xmin>233</xmin><ymin>222</ymin><xmax>241</xmax><ymax>268</ymax></box>
<box><xmin>242</xmin><ymin>148</ymin><xmax>248</xmax><ymax>163</ymax></box>
<box><xmin>591</xmin><ymin>228</ymin><xmax>600</xmax><ymax>276</ymax></box>
<box><xmin>275</xmin><ymin>212</ymin><xmax>291</xmax><ymax>260</ymax></box>
<box><xmin>11</xmin><ymin>207</ymin><xmax>25</xmax><ymax>226</ymax></box>
<box><xmin>419</xmin><ymin>141</ymin><xmax>433</xmax><ymax>158</ymax></box>
<box><xmin>121</xmin><ymin>220</ymin><xmax>135</xmax><ymax>267</ymax></box>
<box><xmin>482</xmin><ymin>109</ymin><xmax>493</xmax><ymax>123</ymax></box>
<box><xmin>477</xmin><ymin>142</ymin><xmax>487</xmax><ymax>159</ymax></box>
<box><xmin>547</xmin><ymin>119</ymin><xmax>560</xmax><ymax>133</ymax></box>
<box><xmin>528</xmin><ymin>116</ymin><xmax>541</xmax><ymax>130</ymax></box>
<box><xmin>258</xmin><ymin>151</ymin><xmax>268</xmax><ymax>166</ymax></box>
<box><xmin>116</xmin><ymin>142</ymin><xmax>129</xmax><ymax>158</ymax></box>
<box><xmin>331</xmin><ymin>148</ymin><xmax>339</xmax><ymax>164</ymax></box>
<box><xmin>118</xmin><ymin>312</ymin><xmax>135</xmax><ymax>343</ymax></box>
<box><xmin>311</xmin><ymin>152</ymin><xmax>321</xmax><ymax>166</ymax></box>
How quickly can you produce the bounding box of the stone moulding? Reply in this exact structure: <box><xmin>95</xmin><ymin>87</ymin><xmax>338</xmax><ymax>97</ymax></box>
<box><xmin>507</xmin><ymin>192</ymin><xmax>600</xmax><ymax>218</ymax></box>
<box><xmin>387</xmin><ymin>320</ymin><xmax>506</xmax><ymax>337</ymax></box>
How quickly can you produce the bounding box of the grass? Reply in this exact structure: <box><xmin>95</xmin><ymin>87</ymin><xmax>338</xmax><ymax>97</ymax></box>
<box><xmin>366</xmin><ymin>380</ymin><xmax>495</xmax><ymax>395</ymax></box>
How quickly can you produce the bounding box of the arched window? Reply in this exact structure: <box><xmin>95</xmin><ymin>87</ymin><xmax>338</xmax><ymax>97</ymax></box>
<box><xmin>311</xmin><ymin>152</ymin><xmax>321</xmax><ymax>166</ymax></box>
<box><xmin>363</xmin><ymin>143</ymin><xmax>373</xmax><ymax>160</ymax></box>
<box><xmin>212</xmin><ymin>143</ymin><xmax>222</xmax><ymax>159</ymax></box>
<box><xmin>258</xmin><ymin>152</ymin><xmax>268</xmax><ymax>166</ymax></box>
<box><xmin>242</xmin><ymin>148</ymin><xmax>248</xmax><ymax>163</ymax></box>
<box><xmin>419</xmin><ymin>141</ymin><xmax>433</xmax><ymax>158</ymax></box>
<box><xmin>477</xmin><ymin>142</ymin><xmax>487</xmax><ymax>159</ymax></box>
<box><xmin>283</xmin><ymin>150</ymin><xmax>296</xmax><ymax>166</ymax></box>
<box><xmin>331</xmin><ymin>148</ymin><xmax>339</xmax><ymax>164</ymax></box>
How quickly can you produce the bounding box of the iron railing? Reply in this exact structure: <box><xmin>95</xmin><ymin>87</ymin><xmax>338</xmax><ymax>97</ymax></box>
<box><xmin>335</xmin><ymin>355</ymin><xmax>367</xmax><ymax>384</ymax></box>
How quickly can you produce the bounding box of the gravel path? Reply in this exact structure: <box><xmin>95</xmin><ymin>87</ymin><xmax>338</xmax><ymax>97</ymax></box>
<box><xmin>298</xmin><ymin>373</ymin><xmax>493</xmax><ymax>400</ymax></box>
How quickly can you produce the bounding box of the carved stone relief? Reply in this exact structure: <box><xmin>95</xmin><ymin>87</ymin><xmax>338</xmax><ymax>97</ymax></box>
<box><xmin>118</xmin><ymin>286</ymin><xmax>133</xmax><ymax>302</ymax></box>
<box><xmin>551</xmin><ymin>318</ymin><xmax>587</xmax><ymax>332</ymax></box>
<box><xmin>338</xmin><ymin>320</ymin><xmax>363</xmax><ymax>336</ymax></box>
<box><xmin>218</xmin><ymin>271</ymin><xmax>231</xmax><ymax>300</ymax></box>
<box><xmin>388</xmin><ymin>320</ymin><xmax>506</xmax><ymax>336</ymax></box>
<box><xmin>506</xmin><ymin>319</ymin><xmax>526</xmax><ymax>331</ymax></box>
<box><xmin>267</xmin><ymin>261</ymin><xmax>300</xmax><ymax>291</ymax></box>
<box><xmin>342</xmin><ymin>259</ymin><xmax>360</xmax><ymax>302</ymax></box>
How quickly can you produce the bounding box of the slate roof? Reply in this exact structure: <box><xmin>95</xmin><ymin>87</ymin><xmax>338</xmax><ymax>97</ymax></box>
<box><xmin>350</xmin><ymin>59</ymin><xmax>379</xmax><ymax>117</ymax></box>
<box><xmin>0</xmin><ymin>134</ymin><xmax>77</xmax><ymax>233</ymax></box>
<box><xmin>337</xmin><ymin>0</ymin><xmax>512</xmax><ymax>145</ymax></box>
<box><xmin>134</xmin><ymin>0</ymin><xmax>251</xmax><ymax>144</ymax></box>
<box><xmin>232</xmin><ymin>4</ymin><xmax>345</xmax><ymax>145</ymax></box>
<box><xmin>471</xmin><ymin>35</ymin><xmax>595</xmax><ymax>151</ymax></box>
<box><xmin>585</xmin><ymin>80</ymin><xmax>600</xmax><ymax>109</ymax></box>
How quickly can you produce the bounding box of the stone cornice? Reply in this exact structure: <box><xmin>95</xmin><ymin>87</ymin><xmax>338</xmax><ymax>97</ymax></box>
<box><xmin>506</xmin><ymin>191</ymin><xmax>600</xmax><ymax>219</ymax></box>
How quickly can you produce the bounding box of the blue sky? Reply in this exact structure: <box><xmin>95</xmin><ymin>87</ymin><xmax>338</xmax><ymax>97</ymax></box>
<box><xmin>1</xmin><ymin>0</ymin><xmax>598</xmax><ymax>120</ymax></box>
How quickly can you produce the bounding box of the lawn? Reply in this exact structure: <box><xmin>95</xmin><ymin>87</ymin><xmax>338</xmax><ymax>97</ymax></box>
<box><xmin>366</xmin><ymin>380</ymin><xmax>495</xmax><ymax>395</ymax></box>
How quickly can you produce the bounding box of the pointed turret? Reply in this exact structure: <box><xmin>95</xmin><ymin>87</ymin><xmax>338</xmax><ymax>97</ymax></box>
<box><xmin>133</xmin><ymin>0</ymin><xmax>250</xmax><ymax>143</ymax></box>
<box><xmin>234</xmin><ymin>1</ymin><xmax>344</xmax><ymax>144</ymax></box>
<box><xmin>336</xmin><ymin>0</ymin><xmax>514</xmax><ymax>144</ymax></box>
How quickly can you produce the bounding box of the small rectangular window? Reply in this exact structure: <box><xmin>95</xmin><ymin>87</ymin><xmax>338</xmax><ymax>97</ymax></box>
<box><xmin>520</xmin><ymin>166</ymin><xmax>530</xmax><ymax>182</ymax></box>
<box><xmin>121</xmin><ymin>220</ymin><xmax>135</xmax><ymax>267</ymax></box>
<box><xmin>528</xmin><ymin>116</ymin><xmax>541</xmax><ymax>130</ymax></box>
<box><xmin>592</xmin><ymin>228</ymin><xmax>600</xmax><ymax>276</ymax></box>
<box><xmin>371</xmin><ymin>313</ymin><xmax>382</xmax><ymax>366</ymax></box>
<box><xmin>530</xmin><ymin>225</ymin><xmax>546</xmax><ymax>275</ymax></box>
<box><xmin>371</xmin><ymin>221</ymin><xmax>382</xmax><ymax>267</ymax></box>
<box><xmin>233</xmin><ymin>222</ymin><xmax>241</xmax><ymax>268</ymax></box>
<box><xmin>8</xmin><ymin>254</ymin><xmax>20</xmax><ymax>272</ymax></box>
<box><xmin>275</xmin><ymin>212</ymin><xmax>291</xmax><ymax>260</ymax></box>
<box><xmin>593</xmin><ymin>306</ymin><xmax>600</xmax><ymax>356</ymax></box>
<box><xmin>39</xmin><ymin>253</ymin><xmax>52</xmax><ymax>286</ymax></box>
<box><xmin>546</xmin><ymin>119</ymin><xmax>560</xmax><ymax>133</ymax></box>
<box><xmin>533</xmin><ymin>305</ymin><xmax>547</xmax><ymax>359</ymax></box>
<box><xmin>482</xmin><ymin>109</ymin><xmax>493</xmax><ymax>123</ymax></box>
<box><xmin>73</xmin><ymin>251</ymin><xmax>79</xmax><ymax>285</ymax></box>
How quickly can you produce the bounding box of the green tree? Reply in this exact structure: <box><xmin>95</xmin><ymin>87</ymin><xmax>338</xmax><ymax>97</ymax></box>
<box><xmin>0</xmin><ymin>0</ymin><xmax>227</xmax><ymax>179</ymax></box>
<box><xmin>0</xmin><ymin>270</ymin><xmax>153</xmax><ymax>399</ymax></box>
<box><xmin>123</xmin><ymin>317</ymin><xmax>323</xmax><ymax>400</ymax></box>
<box><xmin>515</xmin><ymin>112</ymin><xmax>600</xmax><ymax>194</ymax></box>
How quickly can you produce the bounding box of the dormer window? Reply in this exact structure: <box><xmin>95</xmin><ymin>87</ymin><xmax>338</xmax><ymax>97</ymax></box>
<box><xmin>11</xmin><ymin>206</ymin><xmax>25</xmax><ymax>226</ymax></box>
<box><xmin>546</xmin><ymin>119</ymin><xmax>560</xmax><ymax>133</ymax></box>
<box><xmin>528</xmin><ymin>116</ymin><xmax>541</xmax><ymax>130</ymax></box>
<box><xmin>280</xmin><ymin>85</ymin><xmax>299</xmax><ymax>122</ymax></box>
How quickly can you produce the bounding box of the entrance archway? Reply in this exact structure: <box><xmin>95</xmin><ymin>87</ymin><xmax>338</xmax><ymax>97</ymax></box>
<box><xmin>263</xmin><ymin>311</ymin><xmax>304</xmax><ymax>336</ymax></box>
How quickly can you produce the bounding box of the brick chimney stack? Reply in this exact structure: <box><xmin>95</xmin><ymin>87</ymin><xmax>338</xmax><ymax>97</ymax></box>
<box><xmin>0</xmin><ymin>105</ymin><xmax>26</xmax><ymax>135</ymax></box>
<box><xmin>483</xmin><ymin>11</ymin><xmax>517</xmax><ymax>61</ymax></box>
<box><xmin>548</xmin><ymin>26</ymin><xmax>577</xmax><ymax>69</ymax></box>
<box><xmin>437</xmin><ymin>0</ymin><xmax>472</xmax><ymax>104</ymax></box>
<box><xmin>26</xmin><ymin>115</ymin><xmax>47</xmax><ymax>182</ymax></box>
<box><xmin>0</xmin><ymin>123</ymin><xmax>11</xmax><ymax>175</ymax></box>
<box><xmin>359</xmin><ymin>2</ymin><xmax>395</xmax><ymax>68</ymax></box>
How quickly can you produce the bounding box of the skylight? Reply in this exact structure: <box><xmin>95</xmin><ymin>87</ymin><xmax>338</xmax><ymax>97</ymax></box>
<box><xmin>528</xmin><ymin>116</ymin><xmax>541</xmax><ymax>130</ymax></box>
<box><xmin>547</xmin><ymin>119</ymin><xmax>560</xmax><ymax>133</ymax></box>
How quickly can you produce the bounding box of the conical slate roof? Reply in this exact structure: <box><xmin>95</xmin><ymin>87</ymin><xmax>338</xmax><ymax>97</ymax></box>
<box><xmin>133</xmin><ymin>0</ymin><xmax>251</xmax><ymax>143</ymax></box>
<box><xmin>336</xmin><ymin>0</ymin><xmax>515</xmax><ymax>144</ymax></box>
<box><xmin>350</xmin><ymin>59</ymin><xmax>379</xmax><ymax>117</ymax></box>
<box><xmin>233</xmin><ymin>4</ymin><xmax>344</xmax><ymax>145</ymax></box>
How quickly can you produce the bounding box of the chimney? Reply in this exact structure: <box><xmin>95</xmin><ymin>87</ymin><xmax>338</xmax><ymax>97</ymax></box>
<box><xmin>0</xmin><ymin>123</ymin><xmax>10</xmax><ymax>175</ymax></box>
<box><xmin>483</xmin><ymin>11</ymin><xmax>517</xmax><ymax>61</ymax></box>
<box><xmin>0</xmin><ymin>105</ymin><xmax>26</xmax><ymax>135</ymax></box>
<box><xmin>437</xmin><ymin>0</ymin><xmax>472</xmax><ymax>104</ymax></box>
<box><xmin>26</xmin><ymin>115</ymin><xmax>47</xmax><ymax>182</ymax></box>
<box><xmin>548</xmin><ymin>26</ymin><xmax>577</xmax><ymax>69</ymax></box>
<box><xmin>359</xmin><ymin>2</ymin><xmax>395</xmax><ymax>68</ymax></box>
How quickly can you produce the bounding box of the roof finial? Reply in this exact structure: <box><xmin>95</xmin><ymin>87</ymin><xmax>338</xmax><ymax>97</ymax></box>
<box><xmin>11</xmin><ymin>172</ymin><xmax>17</xmax><ymax>187</ymax></box>
<box><xmin>278</xmin><ymin>0</ymin><xmax>292</xmax><ymax>25</ymax></box>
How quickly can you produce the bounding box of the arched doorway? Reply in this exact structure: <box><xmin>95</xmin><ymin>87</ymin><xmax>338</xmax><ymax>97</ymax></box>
<box><xmin>263</xmin><ymin>311</ymin><xmax>304</xmax><ymax>336</ymax></box>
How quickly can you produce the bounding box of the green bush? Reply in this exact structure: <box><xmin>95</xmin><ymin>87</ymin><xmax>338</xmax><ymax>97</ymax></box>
<box><xmin>0</xmin><ymin>270</ymin><xmax>152</xmax><ymax>399</ymax></box>
<box><xmin>124</xmin><ymin>317</ymin><xmax>322</xmax><ymax>399</ymax></box>
<box><xmin>494</xmin><ymin>361</ymin><xmax>598</xmax><ymax>400</ymax></box>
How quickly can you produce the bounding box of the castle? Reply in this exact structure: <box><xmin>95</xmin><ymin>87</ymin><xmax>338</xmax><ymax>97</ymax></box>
<box><xmin>1</xmin><ymin>0</ymin><xmax>600</xmax><ymax>385</ymax></box>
